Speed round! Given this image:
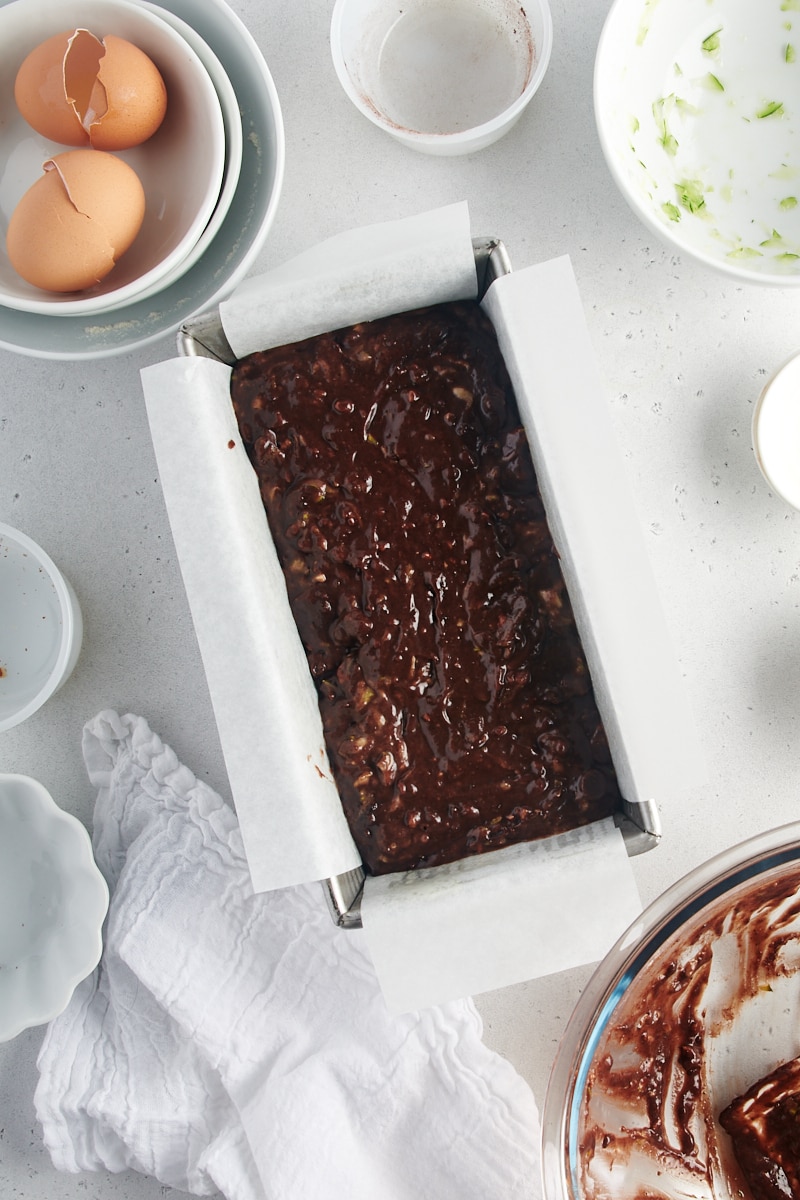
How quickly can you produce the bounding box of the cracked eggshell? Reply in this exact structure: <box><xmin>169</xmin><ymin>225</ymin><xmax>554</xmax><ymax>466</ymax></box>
<box><xmin>14</xmin><ymin>28</ymin><xmax>167</xmax><ymax>151</ymax></box>
<box><xmin>6</xmin><ymin>149</ymin><xmax>145</xmax><ymax>292</ymax></box>
<box><xmin>87</xmin><ymin>33</ymin><xmax>167</xmax><ymax>149</ymax></box>
<box><xmin>13</xmin><ymin>31</ymin><xmax>89</xmax><ymax>145</ymax></box>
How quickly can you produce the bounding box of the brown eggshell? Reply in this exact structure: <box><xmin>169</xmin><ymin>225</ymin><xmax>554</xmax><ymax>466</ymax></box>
<box><xmin>14</xmin><ymin>31</ymin><xmax>92</xmax><ymax>145</ymax></box>
<box><xmin>6</xmin><ymin>149</ymin><xmax>146</xmax><ymax>293</ymax></box>
<box><xmin>88</xmin><ymin>34</ymin><xmax>167</xmax><ymax>150</ymax></box>
<box><xmin>14</xmin><ymin>29</ymin><xmax>168</xmax><ymax>151</ymax></box>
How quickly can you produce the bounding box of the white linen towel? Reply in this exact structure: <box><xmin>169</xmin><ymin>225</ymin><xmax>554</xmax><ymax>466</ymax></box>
<box><xmin>35</xmin><ymin>711</ymin><xmax>542</xmax><ymax>1200</ymax></box>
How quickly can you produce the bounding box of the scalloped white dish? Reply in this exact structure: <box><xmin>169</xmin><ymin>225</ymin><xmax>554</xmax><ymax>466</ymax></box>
<box><xmin>0</xmin><ymin>774</ymin><xmax>108</xmax><ymax>1042</ymax></box>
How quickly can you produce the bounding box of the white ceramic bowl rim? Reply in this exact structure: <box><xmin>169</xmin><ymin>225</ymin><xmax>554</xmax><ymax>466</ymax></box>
<box><xmin>0</xmin><ymin>0</ymin><xmax>227</xmax><ymax>316</ymax></box>
<box><xmin>330</xmin><ymin>0</ymin><xmax>554</xmax><ymax>149</ymax></box>
<box><xmin>0</xmin><ymin>522</ymin><xmax>79</xmax><ymax>732</ymax></box>
<box><xmin>125</xmin><ymin>1</ymin><xmax>243</xmax><ymax>311</ymax></box>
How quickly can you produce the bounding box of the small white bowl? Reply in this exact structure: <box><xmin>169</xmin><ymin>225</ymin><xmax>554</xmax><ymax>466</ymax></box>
<box><xmin>595</xmin><ymin>0</ymin><xmax>800</xmax><ymax>285</ymax></box>
<box><xmin>0</xmin><ymin>774</ymin><xmax>108</xmax><ymax>1041</ymax></box>
<box><xmin>0</xmin><ymin>0</ymin><xmax>226</xmax><ymax>315</ymax></box>
<box><xmin>753</xmin><ymin>351</ymin><xmax>800</xmax><ymax>509</ymax></box>
<box><xmin>330</xmin><ymin>0</ymin><xmax>553</xmax><ymax>156</ymax></box>
<box><xmin>0</xmin><ymin>523</ymin><xmax>83</xmax><ymax>733</ymax></box>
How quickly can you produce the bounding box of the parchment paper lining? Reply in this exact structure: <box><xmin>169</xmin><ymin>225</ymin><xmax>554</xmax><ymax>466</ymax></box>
<box><xmin>141</xmin><ymin>203</ymin><xmax>703</xmax><ymax>1010</ymax></box>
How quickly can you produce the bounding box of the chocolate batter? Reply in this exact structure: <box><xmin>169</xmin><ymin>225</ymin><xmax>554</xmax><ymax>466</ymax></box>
<box><xmin>231</xmin><ymin>301</ymin><xmax>621</xmax><ymax>874</ymax></box>
<box><xmin>721</xmin><ymin>1058</ymin><xmax>800</xmax><ymax>1200</ymax></box>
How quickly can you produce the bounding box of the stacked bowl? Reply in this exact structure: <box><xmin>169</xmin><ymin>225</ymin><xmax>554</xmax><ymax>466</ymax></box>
<box><xmin>0</xmin><ymin>0</ymin><xmax>285</xmax><ymax>357</ymax></box>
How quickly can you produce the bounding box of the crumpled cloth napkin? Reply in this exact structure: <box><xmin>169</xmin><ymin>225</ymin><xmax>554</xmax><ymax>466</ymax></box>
<box><xmin>35</xmin><ymin>711</ymin><xmax>542</xmax><ymax>1200</ymax></box>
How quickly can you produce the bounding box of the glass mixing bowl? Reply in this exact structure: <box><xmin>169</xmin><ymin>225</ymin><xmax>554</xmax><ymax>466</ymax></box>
<box><xmin>542</xmin><ymin>821</ymin><xmax>800</xmax><ymax>1200</ymax></box>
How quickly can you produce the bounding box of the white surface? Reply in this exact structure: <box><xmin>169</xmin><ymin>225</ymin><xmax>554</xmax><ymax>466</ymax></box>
<box><xmin>595</xmin><ymin>0</ymin><xmax>800</xmax><ymax>284</ymax></box>
<box><xmin>0</xmin><ymin>774</ymin><xmax>108</xmax><ymax>1042</ymax></box>
<box><xmin>0</xmin><ymin>0</ymin><xmax>226</xmax><ymax>314</ymax></box>
<box><xmin>0</xmin><ymin>523</ymin><xmax>83</xmax><ymax>731</ymax></box>
<box><xmin>2</xmin><ymin>0</ymin><xmax>800</xmax><ymax>1197</ymax></box>
<box><xmin>330</xmin><ymin>0</ymin><xmax>553</xmax><ymax>154</ymax></box>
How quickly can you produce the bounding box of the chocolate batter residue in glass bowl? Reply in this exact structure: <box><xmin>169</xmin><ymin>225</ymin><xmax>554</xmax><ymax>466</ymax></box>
<box><xmin>542</xmin><ymin>825</ymin><xmax>800</xmax><ymax>1200</ymax></box>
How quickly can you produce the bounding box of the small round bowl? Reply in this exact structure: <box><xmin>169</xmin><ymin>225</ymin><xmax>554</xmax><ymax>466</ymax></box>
<box><xmin>0</xmin><ymin>0</ymin><xmax>226</xmax><ymax>315</ymax></box>
<box><xmin>542</xmin><ymin>822</ymin><xmax>800</xmax><ymax>1200</ymax></box>
<box><xmin>330</xmin><ymin>0</ymin><xmax>553</xmax><ymax>156</ymax></box>
<box><xmin>753</xmin><ymin>351</ymin><xmax>800</xmax><ymax>510</ymax></box>
<box><xmin>0</xmin><ymin>523</ymin><xmax>83</xmax><ymax>733</ymax></box>
<box><xmin>0</xmin><ymin>0</ymin><xmax>284</xmax><ymax>359</ymax></box>
<box><xmin>0</xmin><ymin>774</ymin><xmax>108</xmax><ymax>1042</ymax></box>
<box><xmin>595</xmin><ymin>0</ymin><xmax>800</xmax><ymax>285</ymax></box>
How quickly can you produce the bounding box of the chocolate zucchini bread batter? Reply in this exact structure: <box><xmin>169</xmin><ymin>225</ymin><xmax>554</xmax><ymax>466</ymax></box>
<box><xmin>721</xmin><ymin>1059</ymin><xmax>800</xmax><ymax>1200</ymax></box>
<box><xmin>230</xmin><ymin>300</ymin><xmax>622</xmax><ymax>874</ymax></box>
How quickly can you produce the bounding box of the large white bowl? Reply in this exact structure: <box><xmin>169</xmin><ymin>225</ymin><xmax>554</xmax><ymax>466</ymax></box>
<box><xmin>0</xmin><ymin>0</ymin><xmax>227</xmax><ymax>316</ymax></box>
<box><xmin>0</xmin><ymin>522</ymin><xmax>83</xmax><ymax>733</ymax></box>
<box><xmin>331</xmin><ymin>0</ymin><xmax>553</xmax><ymax>156</ymax></box>
<box><xmin>0</xmin><ymin>0</ymin><xmax>284</xmax><ymax>357</ymax></box>
<box><xmin>0</xmin><ymin>774</ymin><xmax>108</xmax><ymax>1042</ymax></box>
<box><xmin>595</xmin><ymin>0</ymin><xmax>800</xmax><ymax>284</ymax></box>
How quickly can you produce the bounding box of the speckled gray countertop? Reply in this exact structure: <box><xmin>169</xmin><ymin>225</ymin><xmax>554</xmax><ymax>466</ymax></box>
<box><xmin>3</xmin><ymin>1</ymin><xmax>800</xmax><ymax>1196</ymax></box>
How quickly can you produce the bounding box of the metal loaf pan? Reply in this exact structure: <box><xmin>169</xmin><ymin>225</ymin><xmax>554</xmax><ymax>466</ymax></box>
<box><xmin>178</xmin><ymin>237</ymin><xmax>661</xmax><ymax>929</ymax></box>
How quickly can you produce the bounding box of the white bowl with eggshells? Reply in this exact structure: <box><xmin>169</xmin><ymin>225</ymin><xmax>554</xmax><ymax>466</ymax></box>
<box><xmin>0</xmin><ymin>774</ymin><xmax>109</xmax><ymax>1042</ymax></box>
<box><xmin>0</xmin><ymin>0</ymin><xmax>284</xmax><ymax>359</ymax></box>
<box><xmin>594</xmin><ymin>0</ymin><xmax>800</xmax><ymax>284</ymax></box>
<box><xmin>0</xmin><ymin>0</ymin><xmax>227</xmax><ymax>315</ymax></box>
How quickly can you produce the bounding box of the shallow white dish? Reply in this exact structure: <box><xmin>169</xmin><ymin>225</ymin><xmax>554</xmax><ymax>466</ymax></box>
<box><xmin>331</xmin><ymin>0</ymin><xmax>552</xmax><ymax>156</ymax></box>
<box><xmin>0</xmin><ymin>774</ymin><xmax>108</xmax><ymax>1042</ymax></box>
<box><xmin>0</xmin><ymin>0</ymin><xmax>226</xmax><ymax>315</ymax></box>
<box><xmin>0</xmin><ymin>0</ymin><xmax>284</xmax><ymax>357</ymax></box>
<box><xmin>0</xmin><ymin>522</ymin><xmax>83</xmax><ymax>733</ymax></box>
<box><xmin>595</xmin><ymin>0</ymin><xmax>800</xmax><ymax>284</ymax></box>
